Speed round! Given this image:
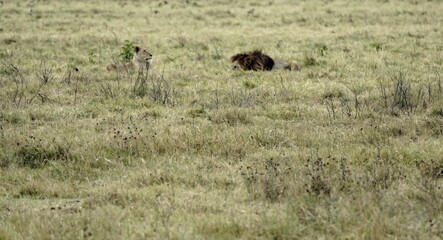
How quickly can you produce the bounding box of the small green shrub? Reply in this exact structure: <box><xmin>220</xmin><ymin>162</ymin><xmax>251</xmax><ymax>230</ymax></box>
<box><xmin>119</xmin><ymin>40</ymin><xmax>134</xmax><ymax>62</ymax></box>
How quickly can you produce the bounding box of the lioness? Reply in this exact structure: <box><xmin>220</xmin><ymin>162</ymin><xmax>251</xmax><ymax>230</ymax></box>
<box><xmin>107</xmin><ymin>46</ymin><xmax>153</xmax><ymax>71</ymax></box>
<box><xmin>230</xmin><ymin>50</ymin><xmax>301</xmax><ymax>71</ymax></box>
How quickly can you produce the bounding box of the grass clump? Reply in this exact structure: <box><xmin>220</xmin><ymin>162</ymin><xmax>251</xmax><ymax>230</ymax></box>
<box><xmin>210</xmin><ymin>108</ymin><xmax>251</xmax><ymax>125</ymax></box>
<box><xmin>14</xmin><ymin>137</ymin><xmax>75</xmax><ymax>168</ymax></box>
<box><xmin>242</xmin><ymin>80</ymin><xmax>256</xmax><ymax>89</ymax></box>
<box><xmin>302</xmin><ymin>56</ymin><xmax>321</xmax><ymax>67</ymax></box>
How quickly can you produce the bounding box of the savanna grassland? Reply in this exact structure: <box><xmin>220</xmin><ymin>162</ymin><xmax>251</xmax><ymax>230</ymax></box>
<box><xmin>1</xmin><ymin>0</ymin><xmax>443</xmax><ymax>239</ymax></box>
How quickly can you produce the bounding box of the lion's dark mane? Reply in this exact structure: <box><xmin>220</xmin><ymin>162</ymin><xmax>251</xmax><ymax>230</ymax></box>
<box><xmin>230</xmin><ymin>50</ymin><xmax>275</xmax><ymax>71</ymax></box>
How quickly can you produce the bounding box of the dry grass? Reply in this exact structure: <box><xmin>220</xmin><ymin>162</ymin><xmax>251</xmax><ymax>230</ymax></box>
<box><xmin>1</xmin><ymin>0</ymin><xmax>442</xmax><ymax>239</ymax></box>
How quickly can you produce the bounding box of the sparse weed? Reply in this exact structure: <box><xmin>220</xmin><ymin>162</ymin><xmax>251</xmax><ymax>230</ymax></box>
<box><xmin>149</xmin><ymin>71</ymin><xmax>177</xmax><ymax>106</ymax></box>
<box><xmin>131</xmin><ymin>69</ymin><xmax>176</xmax><ymax>106</ymax></box>
<box><xmin>99</xmin><ymin>82</ymin><xmax>116</xmax><ymax>99</ymax></box>
<box><xmin>132</xmin><ymin>69</ymin><xmax>149</xmax><ymax>97</ymax></box>
<box><xmin>378</xmin><ymin>70</ymin><xmax>431</xmax><ymax>116</ymax></box>
<box><xmin>1</xmin><ymin>60</ymin><xmax>55</xmax><ymax>106</ymax></box>
<box><xmin>35</xmin><ymin>60</ymin><xmax>55</xmax><ymax>85</ymax></box>
<box><xmin>325</xmin><ymin>69</ymin><xmax>442</xmax><ymax>119</ymax></box>
<box><xmin>226</xmin><ymin>87</ymin><xmax>256</xmax><ymax>108</ymax></box>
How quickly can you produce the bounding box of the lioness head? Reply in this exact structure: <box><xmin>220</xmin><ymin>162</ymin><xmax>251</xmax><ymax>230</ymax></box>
<box><xmin>134</xmin><ymin>46</ymin><xmax>153</xmax><ymax>64</ymax></box>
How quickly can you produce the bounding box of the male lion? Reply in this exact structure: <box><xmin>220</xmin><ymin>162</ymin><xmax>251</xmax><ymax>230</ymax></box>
<box><xmin>230</xmin><ymin>50</ymin><xmax>301</xmax><ymax>71</ymax></box>
<box><xmin>107</xmin><ymin>46</ymin><xmax>153</xmax><ymax>71</ymax></box>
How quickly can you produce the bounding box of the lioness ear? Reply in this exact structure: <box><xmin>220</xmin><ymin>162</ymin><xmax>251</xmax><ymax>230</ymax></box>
<box><xmin>134</xmin><ymin>46</ymin><xmax>140</xmax><ymax>53</ymax></box>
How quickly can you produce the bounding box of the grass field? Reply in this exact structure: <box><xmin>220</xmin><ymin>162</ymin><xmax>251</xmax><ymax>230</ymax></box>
<box><xmin>1</xmin><ymin>0</ymin><xmax>442</xmax><ymax>239</ymax></box>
